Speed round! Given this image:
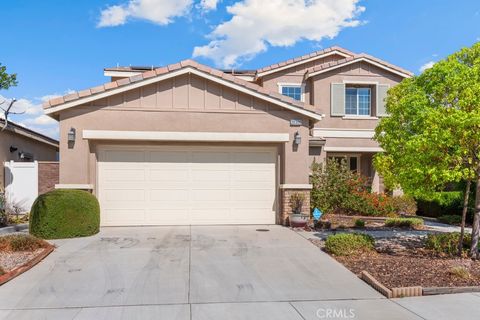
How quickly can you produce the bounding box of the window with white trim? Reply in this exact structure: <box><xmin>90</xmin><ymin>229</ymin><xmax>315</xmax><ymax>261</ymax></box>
<box><xmin>345</xmin><ymin>87</ymin><xmax>371</xmax><ymax>116</ymax></box>
<box><xmin>279</xmin><ymin>84</ymin><xmax>303</xmax><ymax>101</ymax></box>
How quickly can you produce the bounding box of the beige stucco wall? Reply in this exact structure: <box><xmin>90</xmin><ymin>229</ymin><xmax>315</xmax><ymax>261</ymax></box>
<box><xmin>0</xmin><ymin>130</ymin><xmax>58</xmax><ymax>189</ymax></box>
<box><xmin>58</xmin><ymin>73</ymin><xmax>312</xmax><ymax>192</ymax></box>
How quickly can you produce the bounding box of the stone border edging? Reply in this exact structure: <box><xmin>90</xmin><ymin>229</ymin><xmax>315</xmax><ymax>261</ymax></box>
<box><xmin>360</xmin><ymin>271</ymin><xmax>422</xmax><ymax>298</ymax></box>
<box><xmin>0</xmin><ymin>244</ymin><xmax>54</xmax><ymax>286</ymax></box>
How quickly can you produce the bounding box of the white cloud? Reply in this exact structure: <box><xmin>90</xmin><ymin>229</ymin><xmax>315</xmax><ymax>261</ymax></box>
<box><xmin>98</xmin><ymin>0</ymin><xmax>194</xmax><ymax>27</ymax></box>
<box><xmin>23</xmin><ymin>115</ymin><xmax>57</xmax><ymax>126</ymax></box>
<box><xmin>198</xmin><ymin>0</ymin><xmax>220</xmax><ymax>11</ymax></box>
<box><xmin>419</xmin><ymin>61</ymin><xmax>435</xmax><ymax>73</ymax></box>
<box><xmin>193</xmin><ymin>0</ymin><xmax>365</xmax><ymax>67</ymax></box>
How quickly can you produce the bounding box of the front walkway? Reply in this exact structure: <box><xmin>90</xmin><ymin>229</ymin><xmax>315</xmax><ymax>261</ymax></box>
<box><xmin>0</xmin><ymin>225</ymin><xmax>477</xmax><ymax>319</ymax></box>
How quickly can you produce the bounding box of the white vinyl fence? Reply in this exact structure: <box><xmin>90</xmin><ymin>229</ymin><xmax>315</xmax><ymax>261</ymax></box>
<box><xmin>4</xmin><ymin>161</ymin><xmax>38</xmax><ymax>213</ymax></box>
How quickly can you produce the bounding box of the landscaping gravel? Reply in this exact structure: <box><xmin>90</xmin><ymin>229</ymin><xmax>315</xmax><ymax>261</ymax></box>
<box><xmin>0</xmin><ymin>249</ymin><xmax>43</xmax><ymax>272</ymax></box>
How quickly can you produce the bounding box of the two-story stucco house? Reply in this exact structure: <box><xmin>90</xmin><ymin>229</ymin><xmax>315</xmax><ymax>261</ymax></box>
<box><xmin>43</xmin><ymin>46</ymin><xmax>412</xmax><ymax>227</ymax></box>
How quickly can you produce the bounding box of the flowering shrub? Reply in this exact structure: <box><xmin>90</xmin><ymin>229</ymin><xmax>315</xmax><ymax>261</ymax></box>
<box><xmin>311</xmin><ymin>159</ymin><xmax>409</xmax><ymax>217</ymax></box>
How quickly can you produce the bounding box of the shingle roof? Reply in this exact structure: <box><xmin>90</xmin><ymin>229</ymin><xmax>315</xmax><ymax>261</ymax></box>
<box><xmin>43</xmin><ymin>59</ymin><xmax>320</xmax><ymax>119</ymax></box>
<box><xmin>255</xmin><ymin>46</ymin><xmax>355</xmax><ymax>75</ymax></box>
<box><xmin>305</xmin><ymin>53</ymin><xmax>414</xmax><ymax>78</ymax></box>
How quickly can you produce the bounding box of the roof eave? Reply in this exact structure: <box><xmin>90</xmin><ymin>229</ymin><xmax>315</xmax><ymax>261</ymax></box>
<box><xmin>44</xmin><ymin>66</ymin><xmax>323</xmax><ymax>122</ymax></box>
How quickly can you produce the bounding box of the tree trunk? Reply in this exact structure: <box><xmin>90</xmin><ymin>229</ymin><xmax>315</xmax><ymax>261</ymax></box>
<box><xmin>459</xmin><ymin>180</ymin><xmax>471</xmax><ymax>256</ymax></box>
<box><xmin>471</xmin><ymin>178</ymin><xmax>480</xmax><ymax>259</ymax></box>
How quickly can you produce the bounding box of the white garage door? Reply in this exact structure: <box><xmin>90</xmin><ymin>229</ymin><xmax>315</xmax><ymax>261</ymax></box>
<box><xmin>98</xmin><ymin>145</ymin><xmax>277</xmax><ymax>226</ymax></box>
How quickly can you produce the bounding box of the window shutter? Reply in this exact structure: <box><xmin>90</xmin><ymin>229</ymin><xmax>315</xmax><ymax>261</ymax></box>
<box><xmin>376</xmin><ymin>84</ymin><xmax>390</xmax><ymax>117</ymax></box>
<box><xmin>331</xmin><ymin>83</ymin><xmax>345</xmax><ymax>116</ymax></box>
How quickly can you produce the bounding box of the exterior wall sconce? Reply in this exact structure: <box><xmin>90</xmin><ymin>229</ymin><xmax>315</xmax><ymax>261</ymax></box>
<box><xmin>294</xmin><ymin>131</ymin><xmax>301</xmax><ymax>145</ymax></box>
<box><xmin>9</xmin><ymin>146</ymin><xmax>18</xmax><ymax>153</ymax></box>
<box><xmin>68</xmin><ymin>128</ymin><xmax>76</xmax><ymax>142</ymax></box>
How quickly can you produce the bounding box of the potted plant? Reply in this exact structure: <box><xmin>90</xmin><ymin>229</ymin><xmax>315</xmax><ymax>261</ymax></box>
<box><xmin>288</xmin><ymin>192</ymin><xmax>309</xmax><ymax>227</ymax></box>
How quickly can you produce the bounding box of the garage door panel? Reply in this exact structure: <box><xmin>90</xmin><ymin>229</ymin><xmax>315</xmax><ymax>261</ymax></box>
<box><xmin>147</xmin><ymin>209</ymin><xmax>189</xmax><ymax>225</ymax></box>
<box><xmin>191</xmin><ymin>170</ymin><xmax>230</xmax><ymax>182</ymax></box>
<box><xmin>102</xmin><ymin>168</ymin><xmax>146</xmax><ymax>182</ymax></box>
<box><xmin>149</xmin><ymin>151</ymin><xmax>189</xmax><ymax>163</ymax></box>
<box><xmin>232</xmin><ymin>189</ymin><xmax>274</xmax><ymax>201</ymax></box>
<box><xmin>232</xmin><ymin>170</ymin><xmax>272</xmax><ymax>182</ymax></box>
<box><xmin>103</xmin><ymin>209</ymin><xmax>146</xmax><ymax>226</ymax></box>
<box><xmin>191</xmin><ymin>189</ymin><xmax>230</xmax><ymax>201</ymax></box>
<box><xmin>150</xmin><ymin>188</ymin><xmax>189</xmax><ymax>201</ymax></box>
<box><xmin>150</xmin><ymin>169</ymin><xmax>189</xmax><ymax>182</ymax></box>
<box><xmin>192</xmin><ymin>151</ymin><xmax>230</xmax><ymax>163</ymax></box>
<box><xmin>98</xmin><ymin>146</ymin><xmax>277</xmax><ymax>226</ymax></box>
<box><xmin>104</xmin><ymin>188</ymin><xmax>145</xmax><ymax>202</ymax></box>
<box><xmin>103</xmin><ymin>150</ymin><xmax>145</xmax><ymax>162</ymax></box>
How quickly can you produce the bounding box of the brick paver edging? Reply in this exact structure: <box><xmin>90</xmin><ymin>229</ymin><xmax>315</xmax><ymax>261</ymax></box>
<box><xmin>0</xmin><ymin>244</ymin><xmax>54</xmax><ymax>286</ymax></box>
<box><xmin>360</xmin><ymin>271</ymin><xmax>422</xmax><ymax>298</ymax></box>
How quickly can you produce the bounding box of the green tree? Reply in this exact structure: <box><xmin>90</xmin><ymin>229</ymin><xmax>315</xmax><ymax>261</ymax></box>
<box><xmin>0</xmin><ymin>63</ymin><xmax>17</xmax><ymax>90</ymax></box>
<box><xmin>374</xmin><ymin>42</ymin><xmax>480</xmax><ymax>258</ymax></box>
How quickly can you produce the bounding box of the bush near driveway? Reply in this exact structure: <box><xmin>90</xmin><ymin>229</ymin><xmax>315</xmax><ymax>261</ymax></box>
<box><xmin>30</xmin><ymin>189</ymin><xmax>100</xmax><ymax>239</ymax></box>
<box><xmin>311</xmin><ymin>159</ymin><xmax>417</xmax><ymax>217</ymax></box>
<box><xmin>416</xmin><ymin>191</ymin><xmax>463</xmax><ymax>218</ymax></box>
<box><xmin>390</xmin><ymin>195</ymin><xmax>417</xmax><ymax>215</ymax></box>
<box><xmin>437</xmin><ymin>215</ymin><xmax>462</xmax><ymax>225</ymax></box>
<box><xmin>324</xmin><ymin>233</ymin><xmax>375</xmax><ymax>256</ymax></box>
<box><xmin>384</xmin><ymin>217</ymin><xmax>424</xmax><ymax>229</ymax></box>
<box><xmin>0</xmin><ymin>234</ymin><xmax>47</xmax><ymax>252</ymax></box>
<box><xmin>425</xmin><ymin>232</ymin><xmax>474</xmax><ymax>257</ymax></box>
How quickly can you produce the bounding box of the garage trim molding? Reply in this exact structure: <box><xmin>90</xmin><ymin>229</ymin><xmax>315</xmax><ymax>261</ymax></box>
<box><xmin>83</xmin><ymin>130</ymin><xmax>290</xmax><ymax>143</ymax></box>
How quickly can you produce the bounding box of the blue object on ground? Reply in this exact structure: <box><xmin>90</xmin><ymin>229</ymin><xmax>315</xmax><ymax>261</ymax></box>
<box><xmin>313</xmin><ymin>208</ymin><xmax>323</xmax><ymax>221</ymax></box>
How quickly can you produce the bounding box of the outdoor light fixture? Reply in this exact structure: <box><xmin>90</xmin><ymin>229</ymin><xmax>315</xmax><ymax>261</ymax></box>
<box><xmin>9</xmin><ymin>146</ymin><xmax>18</xmax><ymax>153</ymax></box>
<box><xmin>68</xmin><ymin>127</ymin><xmax>76</xmax><ymax>142</ymax></box>
<box><xmin>294</xmin><ymin>131</ymin><xmax>301</xmax><ymax>145</ymax></box>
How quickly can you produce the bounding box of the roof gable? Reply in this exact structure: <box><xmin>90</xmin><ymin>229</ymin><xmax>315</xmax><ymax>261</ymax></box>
<box><xmin>255</xmin><ymin>46</ymin><xmax>354</xmax><ymax>78</ymax></box>
<box><xmin>305</xmin><ymin>54</ymin><xmax>413</xmax><ymax>79</ymax></box>
<box><xmin>44</xmin><ymin>60</ymin><xmax>322</xmax><ymax>121</ymax></box>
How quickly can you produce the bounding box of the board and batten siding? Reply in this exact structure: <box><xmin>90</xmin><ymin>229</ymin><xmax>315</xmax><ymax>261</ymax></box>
<box><xmin>86</xmin><ymin>73</ymin><xmax>281</xmax><ymax>112</ymax></box>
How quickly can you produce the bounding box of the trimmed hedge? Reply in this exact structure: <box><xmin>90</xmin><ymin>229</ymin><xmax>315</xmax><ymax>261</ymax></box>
<box><xmin>384</xmin><ymin>217</ymin><xmax>424</xmax><ymax>229</ymax></box>
<box><xmin>425</xmin><ymin>232</ymin><xmax>472</xmax><ymax>256</ymax></box>
<box><xmin>30</xmin><ymin>189</ymin><xmax>100</xmax><ymax>239</ymax></box>
<box><xmin>437</xmin><ymin>215</ymin><xmax>462</xmax><ymax>225</ymax></box>
<box><xmin>325</xmin><ymin>233</ymin><xmax>375</xmax><ymax>256</ymax></box>
<box><xmin>416</xmin><ymin>191</ymin><xmax>463</xmax><ymax>217</ymax></box>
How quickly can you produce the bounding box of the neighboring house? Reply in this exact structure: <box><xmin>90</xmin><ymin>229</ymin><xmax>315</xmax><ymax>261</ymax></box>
<box><xmin>0</xmin><ymin>118</ymin><xmax>59</xmax><ymax>190</ymax></box>
<box><xmin>43</xmin><ymin>46</ymin><xmax>412</xmax><ymax>227</ymax></box>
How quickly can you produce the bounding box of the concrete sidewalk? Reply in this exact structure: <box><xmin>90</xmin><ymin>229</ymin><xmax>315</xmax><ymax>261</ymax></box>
<box><xmin>0</xmin><ymin>226</ymin><xmax>475</xmax><ymax>319</ymax></box>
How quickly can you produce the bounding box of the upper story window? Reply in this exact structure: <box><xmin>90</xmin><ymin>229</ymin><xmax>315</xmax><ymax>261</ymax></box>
<box><xmin>278</xmin><ymin>84</ymin><xmax>303</xmax><ymax>101</ymax></box>
<box><xmin>345</xmin><ymin>87</ymin><xmax>371</xmax><ymax>116</ymax></box>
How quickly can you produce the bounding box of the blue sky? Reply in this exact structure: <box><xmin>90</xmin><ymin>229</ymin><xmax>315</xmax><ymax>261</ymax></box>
<box><xmin>1</xmin><ymin>0</ymin><xmax>479</xmax><ymax>138</ymax></box>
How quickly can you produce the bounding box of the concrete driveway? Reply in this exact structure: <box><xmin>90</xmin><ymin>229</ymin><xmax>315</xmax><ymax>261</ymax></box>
<box><xmin>0</xmin><ymin>226</ymin><xmax>425</xmax><ymax>319</ymax></box>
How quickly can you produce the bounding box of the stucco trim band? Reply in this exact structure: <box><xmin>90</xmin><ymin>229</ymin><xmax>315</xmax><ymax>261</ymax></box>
<box><xmin>82</xmin><ymin>130</ymin><xmax>290</xmax><ymax>143</ymax></box>
<box><xmin>314</xmin><ymin>129</ymin><xmax>375</xmax><ymax>139</ymax></box>
<box><xmin>324</xmin><ymin>147</ymin><xmax>383</xmax><ymax>152</ymax></box>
